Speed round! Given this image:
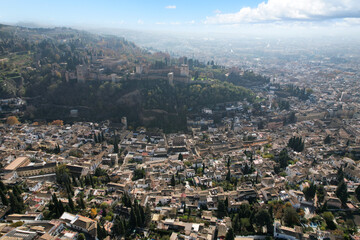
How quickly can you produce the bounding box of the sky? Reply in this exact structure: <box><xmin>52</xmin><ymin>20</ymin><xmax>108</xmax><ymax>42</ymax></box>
<box><xmin>1</xmin><ymin>0</ymin><xmax>360</xmax><ymax>37</ymax></box>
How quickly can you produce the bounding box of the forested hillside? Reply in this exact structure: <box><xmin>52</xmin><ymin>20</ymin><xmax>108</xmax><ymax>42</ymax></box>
<box><xmin>0</xmin><ymin>24</ymin><xmax>259</xmax><ymax>131</ymax></box>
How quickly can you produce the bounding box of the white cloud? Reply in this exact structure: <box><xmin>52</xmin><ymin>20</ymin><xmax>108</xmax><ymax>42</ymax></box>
<box><xmin>214</xmin><ymin>9</ymin><xmax>222</xmax><ymax>14</ymax></box>
<box><xmin>137</xmin><ymin>19</ymin><xmax>144</xmax><ymax>25</ymax></box>
<box><xmin>165</xmin><ymin>5</ymin><xmax>176</xmax><ymax>9</ymax></box>
<box><xmin>205</xmin><ymin>0</ymin><xmax>360</xmax><ymax>24</ymax></box>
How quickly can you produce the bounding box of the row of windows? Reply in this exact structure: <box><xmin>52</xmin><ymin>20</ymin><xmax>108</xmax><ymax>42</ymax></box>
<box><xmin>18</xmin><ymin>168</ymin><xmax>56</xmax><ymax>177</ymax></box>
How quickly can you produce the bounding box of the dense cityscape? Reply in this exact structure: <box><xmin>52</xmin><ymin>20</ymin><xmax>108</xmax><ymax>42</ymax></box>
<box><xmin>1</xmin><ymin>1</ymin><xmax>360</xmax><ymax>240</ymax></box>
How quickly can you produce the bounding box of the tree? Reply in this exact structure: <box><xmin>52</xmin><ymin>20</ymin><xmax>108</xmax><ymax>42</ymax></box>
<box><xmin>0</xmin><ymin>190</ymin><xmax>8</xmax><ymax>206</ymax></box>
<box><xmin>90</xmin><ymin>208</ymin><xmax>97</xmax><ymax>218</ymax></box>
<box><xmin>129</xmin><ymin>207</ymin><xmax>137</xmax><ymax>229</ymax></box>
<box><xmin>288</xmin><ymin>136</ymin><xmax>304</xmax><ymax>152</ymax></box>
<box><xmin>324</xmin><ymin>135</ymin><xmax>331</xmax><ymax>144</ymax></box>
<box><xmin>225</xmin><ymin>228</ymin><xmax>234</xmax><ymax>240</ymax></box>
<box><xmin>226</xmin><ymin>170</ymin><xmax>231</xmax><ymax>182</ymax></box>
<box><xmin>0</xmin><ymin>180</ymin><xmax>7</xmax><ymax>192</ymax></box>
<box><xmin>144</xmin><ymin>204</ymin><xmax>151</xmax><ymax>227</ymax></box>
<box><xmin>254</xmin><ymin>209</ymin><xmax>272</xmax><ymax>232</ymax></box>
<box><xmin>68</xmin><ymin>195</ymin><xmax>75</xmax><ymax>213</ymax></box>
<box><xmin>217</xmin><ymin>200</ymin><xmax>227</xmax><ymax>219</ymax></box>
<box><xmin>56</xmin><ymin>164</ymin><xmax>71</xmax><ymax>186</ymax></box>
<box><xmin>227</xmin><ymin>156</ymin><xmax>231</xmax><ymax>168</ymax></box>
<box><xmin>171</xmin><ymin>175</ymin><xmax>176</xmax><ymax>187</ymax></box>
<box><xmin>336</xmin><ymin>181</ymin><xmax>348</xmax><ymax>205</ymax></box>
<box><xmin>337</xmin><ymin>167</ymin><xmax>344</xmax><ymax>183</ymax></box>
<box><xmin>77</xmin><ymin>195</ymin><xmax>86</xmax><ymax>209</ymax></box>
<box><xmin>355</xmin><ymin>185</ymin><xmax>360</xmax><ymax>201</ymax></box>
<box><xmin>78</xmin><ymin>233</ymin><xmax>85</xmax><ymax>240</ymax></box>
<box><xmin>112</xmin><ymin>216</ymin><xmax>125</xmax><ymax>236</ymax></box>
<box><xmin>97</xmin><ymin>223</ymin><xmax>107</xmax><ymax>240</ymax></box>
<box><xmin>9</xmin><ymin>190</ymin><xmax>25</xmax><ymax>214</ymax></box>
<box><xmin>279</xmin><ymin>148</ymin><xmax>290</xmax><ymax>169</ymax></box>
<box><xmin>113</xmin><ymin>136</ymin><xmax>119</xmax><ymax>153</ymax></box>
<box><xmin>132</xmin><ymin>168</ymin><xmax>145</xmax><ymax>181</ymax></box>
<box><xmin>178</xmin><ymin>153</ymin><xmax>183</xmax><ymax>161</ymax></box>
<box><xmin>6</xmin><ymin>116</ymin><xmax>20</xmax><ymax>125</ymax></box>
<box><xmin>288</xmin><ymin>112</ymin><xmax>296</xmax><ymax>124</ymax></box>
<box><xmin>283</xmin><ymin>206</ymin><xmax>299</xmax><ymax>227</ymax></box>
<box><xmin>323</xmin><ymin>212</ymin><xmax>336</xmax><ymax>230</ymax></box>
<box><xmin>51</xmin><ymin>120</ymin><xmax>63</xmax><ymax>126</ymax></box>
<box><xmin>317</xmin><ymin>185</ymin><xmax>326</xmax><ymax>204</ymax></box>
<box><xmin>303</xmin><ymin>183</ymin><xmax>316</xmax><ymax>201</ymax></box>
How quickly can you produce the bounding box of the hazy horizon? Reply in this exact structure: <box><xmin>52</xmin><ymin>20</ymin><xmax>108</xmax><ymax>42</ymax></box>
<box><xmin>1</xmin><ymin>0</ymin><xmax>360</xmax><ymax>39</ymax></box>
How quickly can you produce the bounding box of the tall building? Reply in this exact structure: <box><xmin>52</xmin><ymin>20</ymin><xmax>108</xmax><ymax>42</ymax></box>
<box><xmin>180</xmin><ymin>64</ymin><xmax>189</xmax><ymax>77</ymax></box>
<box><xmin>76</xmin><ymin>65</ymin><xmax>88</xmax><ymax>83</ymax></box>
<box><xmin>121</xmin><ymin>116</ymin><xmax>127</xmax><ymax>128</ymax></box>
<box><xmin>136</xmin><ymin>64</ymin><xmax>143</xmax><ymax>74</ymax></box>
<box><xmin>168</xmin><ymin>72</ymin><xmax>174</xmax><ymax>86</ymax></box>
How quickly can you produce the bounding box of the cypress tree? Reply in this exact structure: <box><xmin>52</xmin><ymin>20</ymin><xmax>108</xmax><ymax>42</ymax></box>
<box><xmin>129</xmin><ymin>207</ymin><xmax>137</xmax><ymax>229</ymax></box>
<box><xmin>0</xmin><ymin>190</ymin><xmax>8</xmax><ymax>206</ymax></box>
<box><xmin>139</xmin><ymin>205</ymin><xmax>145</xmax><ymax>227</ymax></box>
<box><xmin>171</xmin><ymin>175</ymin><xmax>176</xmax><ymax>187</ymax></box>
<box><xmin>78</xmin><ymin>195</ymin><xmax>86</xmax><ymax>209</ymax></box>
<box><xmin>68</xmin><ymin>195</ymin><xmax>75</xmax><ymax>212</ymax></box>
<box><xmin>0</xmin><ymin>180</ymin><xmax>6</xmax><ymax>192</ymax></box>
<box><xmin>144</xmin><ymin>204</ymin><xmax>151</xmax><ymax>227</ymax></box>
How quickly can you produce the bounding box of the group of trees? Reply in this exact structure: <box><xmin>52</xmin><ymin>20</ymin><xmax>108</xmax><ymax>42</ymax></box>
<box><xmin>226</xmin><ymin>70</ymin><xmax>270</xmax><ymax>88</ymax></box>
<box><xmin>324</xmin><ymin>135</ymin><xmax>332</xmax><ymax>144</ymax></box>
<box><xmin>220</xmin><ymin>202</ymin><xmax>274</xmax><ymax>237</ymax></box>
<box><xmin>6</xmin><ymin>185</ymin><xmax>25</xmax><ymax>213</ymax></box>
<box><xmin>112</xmin><ymin>194</ymin><xmax>151</xmax><ymax>237</ymax></box>
<box><xmin>302</xmin><ymin>182</ymin><xmax>327</xmax><ymax>206</ymax></box>
<box><xmin>283</xmin><ymin>112</ymin><xmax>297</xmax><ymax>125</ymax></box>
<box><xmin>132</xmin><ymin>168</ymin><xmax>145</xmax><ymax>181</ymax></box>
<box><xmin>6</xmin><ymin>116</ymin><xmax>20</xmax><ymax>125</ymax></box>
<box><xmin>288</xmin><ymin>136</ymin><xmax>305</xmax><ymax>152</ymax></box>
<box><xmin>48</xmin><ymin>194</ymin><xmax>66</xmax><ymax>218</ymax></box>
<box><xmin>45</xmin><ymin>192</ymin><xmax>86</xmax><ymax>219</ymax></box>
<box><xmin>284</xmin><ymin>84</ymin><xmax>311</xmax><ymax>101</ymax></box>
<box><xmin>278</xmin><ymin>148</ymin><xmax>291</xmax><ymax>169</ymax></box>
<box><xmin>303</xmin><ymin>182</ymin><xmax>317</xmax><ymax>201</ymax></box>
<box><xmin>55</xmin><ymin>165</ymin><xmax>73</xmax><ymax>192</ymax></box>
<box><xmin>94</xmin><ymin>132</ymin><xmax>105</xmax><ymax>143</ymax></box>
<box><xmin>276</xmin><ymin>99</ymin><xmax>290</xmax><ymax>111</ymax></box>
<box><xmin>113</xmin><ymin>135</ymin><xmax>119</xmax><ymax>154</ymax></box>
